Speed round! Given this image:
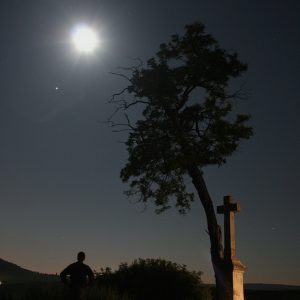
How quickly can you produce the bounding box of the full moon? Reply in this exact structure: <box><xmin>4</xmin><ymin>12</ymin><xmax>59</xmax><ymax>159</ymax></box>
<box><xmin>71</xmin><ymin>24</ymin><xmax>99</xmax><ymax>54</ymax></box>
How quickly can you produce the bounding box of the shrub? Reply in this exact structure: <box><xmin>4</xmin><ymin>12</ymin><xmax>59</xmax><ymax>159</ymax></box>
<box><xmin>96</xmin><ymin>258</ymin><xmax>212</xmax><ymax>300</ymax></box>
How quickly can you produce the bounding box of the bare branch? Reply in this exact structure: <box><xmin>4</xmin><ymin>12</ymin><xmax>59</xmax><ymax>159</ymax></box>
<box><xmin>124</xmin><ymin>99</ymin><xmax>150</xmax><ymax>109</ymax></box>
<box><xmin>113</xmin><ymin>57</ymin><xmax>144</xmax><ymax>78</ymax></box>
<box><xmin>109</xmin><ymin>87</ymin><xmax>129</xmax><ymax>104</ymax></box>
<box><xmin>109</xmin><ymin>72</ymin><xmax>131</xmax><ymax>82</ymax></box>
<box><xmin>112</xmin><ymin>129</ymin><xmax>133</xmax><ymax>132</ymax></box>
<box><xmin>108</xmin><ymin>112</ymin><xmax>135</xmax><ymax>133</ymax></box>
<box><xmin>223</xmin><ymin>87</ymin><xmax>245</xmax><ymax>100</ymax></box>
<box><xmin>117</xmin><ymin>57</ymin><xmax>143</xmax><ymax>71</ymax></box>
<box><xmin>107</xmin><ymin>106</ymin><xmax>122</xmax><ymax>123</ymax></box>
<box><xmin>124</xmin><ymin>113</ymin><xmax>132</xmax><ymax>127</ymax></box>
<box><xmin>126</xmin><ymin>57</ymin><xmax>143</xmax><ymax>69</ymax></box>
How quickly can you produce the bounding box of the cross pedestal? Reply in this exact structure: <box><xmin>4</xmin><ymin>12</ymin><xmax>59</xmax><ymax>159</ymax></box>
<box><xmin>217</xmin><ymin>195</ymin><xmax>246</xmax><ymax>300</ymax></box>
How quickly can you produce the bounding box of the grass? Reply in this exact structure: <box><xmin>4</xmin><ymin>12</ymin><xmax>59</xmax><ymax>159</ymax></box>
<box><xmin>1</xmin><ymin>281</ymin><xmax>299</xmax><ymax>300</ymax></box>
<box><xmin>0</xmin><ymin>282</ymin><xmax>134</xmax><ymax>300</ymax></box>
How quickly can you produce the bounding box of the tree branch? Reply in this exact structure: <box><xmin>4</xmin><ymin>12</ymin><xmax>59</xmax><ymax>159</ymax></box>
<box><xmin>109</xmin><ymin>87</ymin><xmax>129</xmax><ymax>104</ymax></box>
<box><xmin>108</xmin><ymin>113</ymin><xmax>135</xmax><ymax>132</ymax></box>
<box><xmin>109</xmin><ymin>72</ymin><xmax>131</xmax><ymax>82</ymax></box>
<box><xmin>177</xmin><ymin>85</ymin><xmax>196</xmax><ymax>111</ymax></box>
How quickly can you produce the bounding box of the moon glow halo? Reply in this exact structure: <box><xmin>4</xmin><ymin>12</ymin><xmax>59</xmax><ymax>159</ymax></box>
<box><xmin>71</xmin><ymin>24</ymin><xmax>99</xmax><ymax>54</ymax></box>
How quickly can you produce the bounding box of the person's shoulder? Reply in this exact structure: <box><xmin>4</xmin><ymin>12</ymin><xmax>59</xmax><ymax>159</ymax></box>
<box><xmin>61</xmin><ymin>262</ymin><xmax>77</xmax><ymax>274</ymax></box>
<box><xmin>65</xmin><ymin>262</ymin><xmax>79</xmax><ymax>270</ymax></box>
<box><xmin>82</xmin><ymin>262</ymin><xmax>91</xmax><ymax>268</ymax></box>
<box><xmin>82</xmin><ymin>263</ymin><xmax>93</xmax><ymax>271</ymax></box>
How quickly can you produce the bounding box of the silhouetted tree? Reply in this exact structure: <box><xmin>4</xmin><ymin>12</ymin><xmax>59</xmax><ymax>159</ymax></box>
<box><xmin>109</xmin><ymin>22</ymin><xmax>253</xmax><ymax>300</ymax></box>
<box><xmin>97</xmin><ymin>258</ymin><xmax>211</xmax><ymax>300</ymax></box>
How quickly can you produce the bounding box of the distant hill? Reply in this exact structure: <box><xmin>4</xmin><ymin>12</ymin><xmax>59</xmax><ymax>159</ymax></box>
<box><xmin>245</xmin><ymin>283</ymin><xmax>300</xmax><ymax>291</ymax></box>
<box><xmin>0</xmin><ymin>258</ymin><xmax>58</xmax><ymax>284</ymax></box>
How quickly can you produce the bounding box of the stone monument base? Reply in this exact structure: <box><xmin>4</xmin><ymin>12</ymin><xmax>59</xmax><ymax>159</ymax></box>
<box><xmin>229</xmin><ymin>259</ymin><xmax>246</xmax><ymax>300</ymax></box>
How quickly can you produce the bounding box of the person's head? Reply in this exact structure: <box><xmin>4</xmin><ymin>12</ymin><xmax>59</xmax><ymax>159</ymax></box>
<box><xmin>77</xmin><ymin>251</ymin><xmax>86</xmax><ymax>262</ymax></box>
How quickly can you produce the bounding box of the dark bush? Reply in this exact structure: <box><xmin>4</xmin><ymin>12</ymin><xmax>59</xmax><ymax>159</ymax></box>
<box><xmin>96</xmin><ymin>258</ymin><xmax>212</xmax><ymax>300</ymax></box>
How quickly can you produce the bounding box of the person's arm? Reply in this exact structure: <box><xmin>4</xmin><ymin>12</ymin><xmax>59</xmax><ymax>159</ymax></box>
<box><xmin>87</xmin><ymin>266</ymin><xmax>95</xmax><ymax>285</ymax></box>
<box><xmin>60</xmin><ymin>265</ymin><xmax>71</xmax><ymax>286</ymax></box>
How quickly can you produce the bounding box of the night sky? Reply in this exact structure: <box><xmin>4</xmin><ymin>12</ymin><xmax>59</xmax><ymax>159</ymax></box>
<box><xmin>0</xmin><ymin>0</ymin><xmax>299</xmax><ymax>285</ymax></box>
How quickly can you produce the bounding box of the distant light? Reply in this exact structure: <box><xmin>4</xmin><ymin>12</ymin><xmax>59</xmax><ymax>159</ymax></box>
<box><xmin>55</xmin><ymin>86</ymin><xmax>59</xmax><ymax>90</ymax></box>
<box><xmin>71</xmin><ymin>24</ymin><xmax>99</xmax><ymax>54</ymax></box>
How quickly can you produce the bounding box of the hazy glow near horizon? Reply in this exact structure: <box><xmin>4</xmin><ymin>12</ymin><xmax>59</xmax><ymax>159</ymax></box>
<box><xmin>71</xmin><ymin>24</ymin><xmax>99</xmax><ymax>53</ymax></box>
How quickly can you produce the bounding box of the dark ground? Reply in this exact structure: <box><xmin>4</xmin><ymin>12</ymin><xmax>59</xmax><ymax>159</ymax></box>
<box><xmin>244</xmin><ymin>289</ymin><xmax>300</xmax><ymax>300</ymax></box>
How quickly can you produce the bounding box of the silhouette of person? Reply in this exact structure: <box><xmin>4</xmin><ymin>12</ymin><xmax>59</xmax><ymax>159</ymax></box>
<box><xmin>60</xmin><ymin>251</ymin><xmax>95</xmax><ymax>300</ymax></box>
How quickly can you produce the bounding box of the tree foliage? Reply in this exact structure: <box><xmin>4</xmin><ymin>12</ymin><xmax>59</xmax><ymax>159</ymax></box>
<box><xmin>110</xmin><ymin>22</ymin><xmax>252</xmax><ymax>214</ymax></box>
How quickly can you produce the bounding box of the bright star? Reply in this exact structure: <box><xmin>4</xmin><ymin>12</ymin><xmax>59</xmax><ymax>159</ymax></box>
<box><xmin>71</xmin><ymin>24</ymin><xmax>99</xmax><ymax>54</ymax></box>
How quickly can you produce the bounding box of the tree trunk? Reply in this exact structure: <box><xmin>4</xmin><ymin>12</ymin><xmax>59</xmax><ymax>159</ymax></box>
<box><xmin>188</xmin><ymin>165</ymin><xmax>231</xmax><ymax>300</ymax></box>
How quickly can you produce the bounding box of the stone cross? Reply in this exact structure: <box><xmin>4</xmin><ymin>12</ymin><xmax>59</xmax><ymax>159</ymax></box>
<box><xmin>217</xmin><ymin>195</ymin><xmax>246</xmax><ymax>300</ymax></box>
<box><xmin>217</xmin><ymin>195</ymin><xmax>241</xmax><ymax>261</ymax></box>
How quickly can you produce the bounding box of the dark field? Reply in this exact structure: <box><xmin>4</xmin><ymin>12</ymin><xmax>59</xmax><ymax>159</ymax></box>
<box><xmin>245</xmin><ymin>289</ymin><xmax>300</xmax><ymax>300</ymax></box>
<box><xmin>0</xmin><ymin>281</ymin><xmax>134</xmax><ymax>300</ymax></box>
<box><xmin>1</xmin><ymin>282</ymin><xmax>300</xmax><ymax>300</ymax></box>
